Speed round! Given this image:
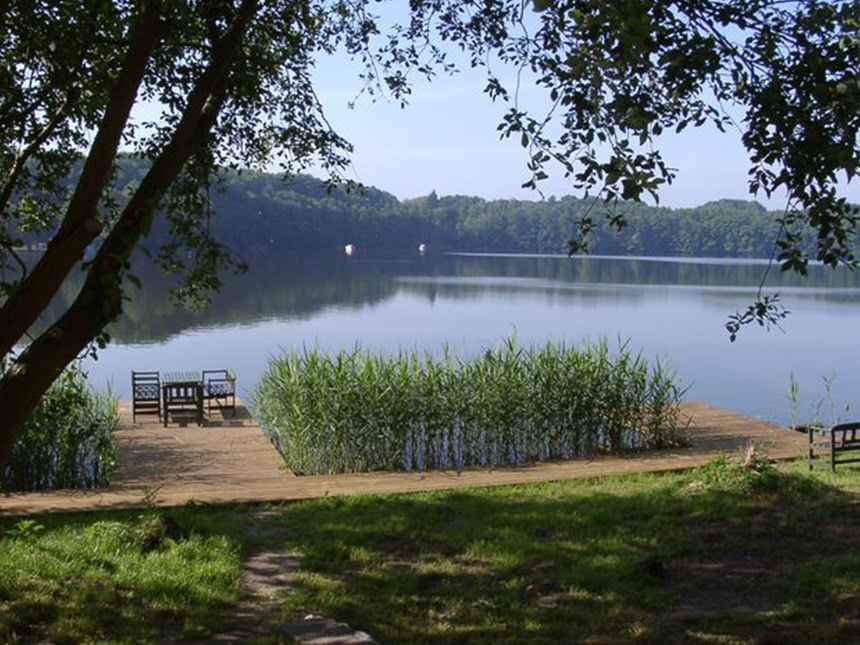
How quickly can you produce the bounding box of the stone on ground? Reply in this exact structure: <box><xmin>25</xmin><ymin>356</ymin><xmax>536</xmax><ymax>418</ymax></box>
<box><xmin>281</xmin><ymin>615</ymin><xmax>379</xmax><ymax>644</ymax></box>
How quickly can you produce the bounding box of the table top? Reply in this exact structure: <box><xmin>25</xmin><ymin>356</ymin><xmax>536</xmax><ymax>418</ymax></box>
<box><xmin>162</xmin><ymin>371</ymin><xmax>201</xmax><ymax>385</ymax></box>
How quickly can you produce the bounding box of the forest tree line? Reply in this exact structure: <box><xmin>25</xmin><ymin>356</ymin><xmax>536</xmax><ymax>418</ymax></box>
<box><xmin>15</xmin><ymin>158</ymin><xmax>825</xmax><ymax>259</ymax></box>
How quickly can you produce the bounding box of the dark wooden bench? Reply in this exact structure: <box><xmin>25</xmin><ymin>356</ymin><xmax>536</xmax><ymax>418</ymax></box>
<box><xmin>804</xmin><ymin>422</ymin><xmax>860</xmax><ymax>471</ymax></box>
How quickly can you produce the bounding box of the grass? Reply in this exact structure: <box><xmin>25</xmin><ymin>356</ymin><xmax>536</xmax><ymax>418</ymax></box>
<box><xmin>0</xmin><ymin>509</ymin><xmax>245</xmax><ymax>644</ymax></box>
<box><xmin>253</xmin><ymin>336</ymin><xmax>683</xmax><ymax>474</ymax></box>
<box><xmin>3</xmin><ymin>457</ymin><xmax>860</xmax><ymax>643</ymax></box>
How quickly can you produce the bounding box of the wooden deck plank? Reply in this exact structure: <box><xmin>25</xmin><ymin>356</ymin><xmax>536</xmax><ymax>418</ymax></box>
<box><xmin>0</xmin><ymin>400</ymin><xmax>807</xmax><ymax>516</ymax></box>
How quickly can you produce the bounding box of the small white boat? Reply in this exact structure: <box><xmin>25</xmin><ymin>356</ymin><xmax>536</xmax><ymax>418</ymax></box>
<box><xmin>418</xmin><ymin>243</ymin><xmax>427</xmax><ymax>255</ymax></box>
<box><xmin>344</xmin><ymin>243</ymin><xmax>355</xmax><ymax>256</ymax></box>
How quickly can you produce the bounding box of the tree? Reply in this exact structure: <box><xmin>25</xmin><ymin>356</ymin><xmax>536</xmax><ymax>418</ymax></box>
<box><xmin>0</xmin><ymin>0</ymin><xmax>858</xmax><ymax>468</ymax></box>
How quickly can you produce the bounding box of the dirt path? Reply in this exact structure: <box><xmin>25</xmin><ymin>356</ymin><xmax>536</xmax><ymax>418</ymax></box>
<box><xmin>203</xmin><ymin>512</ymin><xmax>377</xmax><ymax>644</ymax></box>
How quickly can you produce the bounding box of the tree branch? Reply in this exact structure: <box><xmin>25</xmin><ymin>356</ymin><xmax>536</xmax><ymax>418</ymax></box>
<box><xmin>0</xmin><ymin>0</ymin><xmax>101</xmax><ymax>161</ymax></box>
<box><xmin>0</xmin><ymin>90</ymin><xmax>76</xmax><ymax>217</ymax></box>
<box><xmin>0</xmin><ymin>0</ymin><xmax>161</xmax><ymax>358</ymax></box>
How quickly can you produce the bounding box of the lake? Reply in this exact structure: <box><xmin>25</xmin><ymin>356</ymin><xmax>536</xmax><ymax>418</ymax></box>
<box><xmin>75</xmin><ymin>251</ymin><xmax>860</xmax><ymax>426</ymax></box>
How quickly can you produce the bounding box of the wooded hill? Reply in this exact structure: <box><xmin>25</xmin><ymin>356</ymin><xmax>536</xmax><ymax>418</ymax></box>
<box><xmin>19</xmin><ymin>157</ymin><xmax>808</xmax><ymax>258</ymax></box>
<box><xmin>161</xmin><ymin>171</ymin><xmax>800</xmax><ymax>258</ymax></box>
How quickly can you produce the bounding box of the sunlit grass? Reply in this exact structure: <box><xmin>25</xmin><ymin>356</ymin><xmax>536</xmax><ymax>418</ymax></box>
<box><xmin>253</xmin><ymin>336</ymin><xmax>683</xmax><ymax>474</ymax></box>
<box><xmin>0</xmin><ymin>510</ymin><xmax>242</xmax><ymax>644</ymax></box>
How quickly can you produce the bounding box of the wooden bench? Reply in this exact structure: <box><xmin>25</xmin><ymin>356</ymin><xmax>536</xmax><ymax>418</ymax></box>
<box><xmin>804</xmin><ymin>422</ymin><xmax>860</xmax><ymax>471</ymax></box>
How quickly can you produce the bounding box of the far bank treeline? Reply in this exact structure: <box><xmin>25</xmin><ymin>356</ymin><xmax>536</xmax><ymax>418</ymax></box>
<box><xmin>194</xmin><ymin>172</ymin><xmax>794</xmax><ymax>258</ymax></box>
<box><xmin>26</xmin><ymin>157</ymin><xmax>803</xmax><ymax>257</ymax></box>
<box><xmin>197</xmin><ymin>172</ymin><xmax>789</xmax><ymax>257</ymax></box>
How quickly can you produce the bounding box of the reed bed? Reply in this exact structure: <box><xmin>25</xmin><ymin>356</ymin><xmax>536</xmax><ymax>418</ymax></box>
<box><xmin>252</xmin><ymin>338</ymin><xmax>684</xmax><ymax>475</ymax></box>
<box><xmin>2</xmin><ymin>365</ymin><xmax>118</xmax><ymax>492</ymax></box>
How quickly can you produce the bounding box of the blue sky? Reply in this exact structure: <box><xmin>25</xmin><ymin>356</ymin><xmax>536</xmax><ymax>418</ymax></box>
<box><xmin>311</xmin><ymin>43</ymin><xmax>860</xmax><ymax>210</ymax></box>
<box><xmin>128</xmin><ymin>11</ymin><xmax>858</xmax><ymax>211</ymax></box>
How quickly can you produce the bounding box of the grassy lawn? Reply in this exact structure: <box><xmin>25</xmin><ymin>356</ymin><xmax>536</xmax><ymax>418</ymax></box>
<box><xmin>3</xmin><ymin>455</ymin><xmax>860</xmax><ymax>643</ymax></box>
<box><xmin>0</xmin><ymin>510</ymin><xmax>246</xmax><ymax>643</ymax></box>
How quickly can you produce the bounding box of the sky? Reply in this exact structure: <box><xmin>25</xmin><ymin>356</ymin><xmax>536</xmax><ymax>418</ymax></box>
<box><xmin>127</xmin><ymin>9</ymin><xmax>859</xmax><ymax>211</ymax></box>
<box><xmin>308</xmin><ymin>31</ymin><xmax>860</xmax><ymax>210</ymax></box>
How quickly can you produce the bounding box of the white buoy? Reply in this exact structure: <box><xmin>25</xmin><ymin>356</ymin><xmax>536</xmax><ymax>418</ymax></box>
<box><xmin>344</xmin><ymin>243</ymin><xmax>355</xmax><ymax>256</ymax></box>
<box><xmin>418</xmin><ymin>243</ymin><xmax>427</xmax><ymax>255</ymax></box>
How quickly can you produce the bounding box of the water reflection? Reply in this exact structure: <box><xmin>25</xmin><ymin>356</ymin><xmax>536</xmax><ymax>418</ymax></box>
<box><xmin>52</xmin><ymin>251</ymin><xmax>860</xmax><ymax>344</ymax></box>
<box><xmin>33</xmin><ymin>250</ymin><xmax>860</xmax><ymax>425</ymax></box>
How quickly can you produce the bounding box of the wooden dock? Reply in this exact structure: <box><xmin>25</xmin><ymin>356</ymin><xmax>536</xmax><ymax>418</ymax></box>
<box><xmin>0</xmin><ymin>401</ymin><xmax>807</xmax><ymax>516</ymax></box>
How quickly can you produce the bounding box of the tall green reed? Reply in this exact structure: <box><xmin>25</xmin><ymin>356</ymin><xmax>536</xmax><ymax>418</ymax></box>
<box><xmin>252</xmin><ymin>338</ymin><xmax>683</xmax><ymax>475</ymax></box>
<box><xmin>2</xmin><ymin>363</ymin><xmax>118</xmax><ymax>492</ymax></box>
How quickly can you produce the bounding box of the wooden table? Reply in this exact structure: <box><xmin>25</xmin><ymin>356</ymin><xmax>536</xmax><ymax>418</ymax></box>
<box><xmin>162</xmin><ymin>371</ymin><xmax>203</xmax><ymax>427</ymax></box>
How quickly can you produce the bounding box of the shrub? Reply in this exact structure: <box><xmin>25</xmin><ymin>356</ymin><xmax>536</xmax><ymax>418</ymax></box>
<box><xmin>253</xmin><ymin>337</ymin><xmax>684</xmax><ymax>475</ymax></box>
<box><xmin>2</xmin><ymin>364</ymin><xmax>118</xmax><ymax>492</ymax></box>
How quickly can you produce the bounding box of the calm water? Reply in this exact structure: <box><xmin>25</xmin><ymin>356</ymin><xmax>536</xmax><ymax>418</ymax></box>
<box><xmin>74</xmin><ymin>251</ymin><xmax>860</xmax><ymax>425</ymax></box>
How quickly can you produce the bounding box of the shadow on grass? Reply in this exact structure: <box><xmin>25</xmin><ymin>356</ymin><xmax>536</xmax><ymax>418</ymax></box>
<box><xmin>266</xmin><ymin>463</ymin><xmax>860</xmax><ymax>644</ymax></box>
<box><xmin>2</xmin><ymin>463</ymin><xmax>860</xmax><ymax>644</ymax></box>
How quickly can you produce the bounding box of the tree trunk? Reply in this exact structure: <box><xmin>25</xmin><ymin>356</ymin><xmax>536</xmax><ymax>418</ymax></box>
<box><xmin>0</xmin><ymin>0</ymin><xmax>160</xmax><ymax>358</ymax></box>
<box><xmin>0</xmin><ymin>0</ymin><xmax>259</xmax><ymax>471</ymax></box>
<box><xmin>0</xmin><ymin>281</ymin><xmax>120</xmax><ymax>466</ymax></box>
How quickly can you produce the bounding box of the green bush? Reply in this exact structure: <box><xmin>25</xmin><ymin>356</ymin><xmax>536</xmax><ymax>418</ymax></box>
<box><xmin>253</xmin><ymin>337</ymin><xmax>684</xmax><ymax>475</ymax></box>
<box><xmin>2</xmin><ymin>364</ymin><xmax>118</xmax><ymax>492</ymax></box>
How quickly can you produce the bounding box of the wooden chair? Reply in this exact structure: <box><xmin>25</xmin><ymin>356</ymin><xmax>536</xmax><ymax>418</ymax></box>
<box><xmin>202</xmin><ymin>368</ymin><xmax>237</xmax><ymax>416</ymax></box>
<box><xmin>807</xmin><ymin>422</ymin><xmax>860</xmax><ymax>471</ymax></box>
<box><xmin>131</xmin><ymin>371</ymin><xmax>161</xmax><ymax>423</ymax></box>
